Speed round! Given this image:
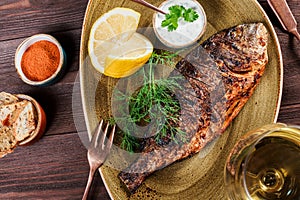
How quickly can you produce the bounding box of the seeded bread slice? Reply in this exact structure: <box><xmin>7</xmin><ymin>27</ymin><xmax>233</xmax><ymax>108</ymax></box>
<box><xmin>13</xmin><ymin>101</ymin><xmax>36</xmax><ymax>142</ymax></box>
<box><xmin>0</xmin><ymin>92</ymin><xmax>39</xmax><ymax>158</ymax></box>
<box><xmin>0</xmin><ymin>126</ymin><xmax>17</xmax><ymax>158</ymax></box>
<box><xmin>0</xmin><ymin>100</ymin><xmax>28</xmax><ymax>127</ymax></box>
<box><xmin>0</xmin><ymin>92</ymin><xmax>19</xmax><ymax>106</ymax></box>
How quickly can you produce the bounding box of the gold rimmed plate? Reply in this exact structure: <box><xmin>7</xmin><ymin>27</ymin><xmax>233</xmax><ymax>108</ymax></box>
<box><xmin>79</xmin><ymin>0</ymin><xmax>283</xmax><ymax>199</ymax></box>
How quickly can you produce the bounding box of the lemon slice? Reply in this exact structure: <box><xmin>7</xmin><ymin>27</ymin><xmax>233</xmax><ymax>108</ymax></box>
<box><xmin>104</xmin><ymin>32</ymin><xmax>153</xmax><ymax>78</ymax></box>
<box><xmin>88</xmin><ymin>7</ymin><xmax>153</xmax><ymax>78</ymax></box>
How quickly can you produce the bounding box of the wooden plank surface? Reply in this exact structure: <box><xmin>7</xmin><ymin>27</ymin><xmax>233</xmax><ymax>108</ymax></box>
<box><xmin>0</xmin><ymin>0</ymin><xmax>299</xmax><ymax>199</ymax></box>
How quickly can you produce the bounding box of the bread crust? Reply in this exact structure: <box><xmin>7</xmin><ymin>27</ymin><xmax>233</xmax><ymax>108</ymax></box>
<box><xmin>0</xmin><ymin>92</ymin><xmax>19</xmax><ymax>106</ymax></box>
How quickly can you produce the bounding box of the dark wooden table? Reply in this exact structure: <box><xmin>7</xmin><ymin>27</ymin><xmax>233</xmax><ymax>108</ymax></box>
<box><xmin>0</xmin><ymin>0</ymin><xmax>299</xmax><ymax>199</ymax></box>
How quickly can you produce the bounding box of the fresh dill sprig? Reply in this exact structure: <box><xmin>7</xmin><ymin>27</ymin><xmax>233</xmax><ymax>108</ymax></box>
<box><xmin>150</xmin><ymin>51</ymin><xmax>178</xmax><ymax>65</ymax></box>
<box><xmin>120</xmin><ymin>129</ymin><xmax>140</xmax><ymax>152</ymax></box>
<box><xmin>115</xmin><ymin>50</ymin><xmax>186</xmax><ymax>152</ymax></box>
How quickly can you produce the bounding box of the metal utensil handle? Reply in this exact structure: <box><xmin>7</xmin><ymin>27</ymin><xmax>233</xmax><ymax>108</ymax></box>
<box><xmin>267</xmin><ymin>0</ymin><xmax>300</xmax><ymax>40</ymax></box>
<box><xmin>131</xmin><ymin>0</ymin><xmax>167</xmax><ymax>15</ymax></box>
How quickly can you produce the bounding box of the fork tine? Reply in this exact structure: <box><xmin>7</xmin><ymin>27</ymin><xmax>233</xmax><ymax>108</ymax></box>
<box><xmin>91</xmin><ymin>119</ymin><xmax>104</xmax><ymax>148</ymax></box>
<box><xmin>106</xmin><ymin>125</ymin><xmax>116</xmax><ymax>150</ymax></box>
<box><xmin>100</xmin><ymin>123</ymin><xmax>110</xmax><ymax>149</ymax></box>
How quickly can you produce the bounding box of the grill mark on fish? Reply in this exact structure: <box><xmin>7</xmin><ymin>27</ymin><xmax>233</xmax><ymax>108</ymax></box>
<box><xmin>118</xmin><ymin>23</ymin><xmax>269</xmax><ymax>194</ymax></box>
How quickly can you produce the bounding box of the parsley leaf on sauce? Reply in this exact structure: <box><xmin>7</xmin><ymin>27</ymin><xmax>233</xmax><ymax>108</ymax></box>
<box><xmin>161</xmin><ymin>5</ymin><xmax>199</xmax><ymax>32</ymax></box>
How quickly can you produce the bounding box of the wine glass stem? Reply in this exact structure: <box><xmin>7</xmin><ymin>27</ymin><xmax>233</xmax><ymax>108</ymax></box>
<box><xmin>259</xmin><ymin>168</ymin><xmax>284</xmax><ymax>192</ymax></box>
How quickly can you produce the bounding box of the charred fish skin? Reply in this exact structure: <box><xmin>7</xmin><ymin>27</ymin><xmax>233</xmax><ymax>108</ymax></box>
<box><xmin>203</xmin><ymin>23</ymin><xmax>268</xmax><ymax>74</ymax></box>
<box><xmin>118</xmin><ymin>23</ymin><xmax>269</xmax><ymax>194</ymax></box>
<box><xmin>202</xmin><ymin>23</ymin><xmax>268</xmax><ymax>131</ymax></box>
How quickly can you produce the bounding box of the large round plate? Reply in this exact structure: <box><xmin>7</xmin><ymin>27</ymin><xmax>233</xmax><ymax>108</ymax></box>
<box><xmin>79</xmin><ymin>0</ymin><xmax>283</xmax><ymax>199</ymax></box>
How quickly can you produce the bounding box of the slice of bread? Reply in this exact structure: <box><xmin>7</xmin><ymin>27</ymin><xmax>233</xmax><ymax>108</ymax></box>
<box><xmin>13</xmin><ymin>101</ymin><xmax>36</xmax><ymax>142</ymax></box>
<box><xmin>0</xmin><ymin>100</ymin><xmax>28</xmax><ymax>127</ymax></box>
<box><xmin>0</xmin><ymin>99</ymin><xmax>27</xmax><ymax>157</ymax></box>
<box><xmin>0</xmin><ymin>92</ymin><xmax>19</xmax><ymax>106</ymax></box>
<box><xmin>0</xmin><ymin>126</ymin><xmax>17</xmax><ymax>158</ymax></box>
<box><xmin>0</xmin><ymin>92</ymin><xmax>38</xmax><ymax>158</ymax></box>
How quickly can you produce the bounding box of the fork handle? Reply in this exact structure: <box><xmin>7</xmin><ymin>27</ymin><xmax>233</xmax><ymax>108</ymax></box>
<box><xmin>82</xmin><ymin>167</ymin><xmax>97</xmax><ymax>200</ymax></box>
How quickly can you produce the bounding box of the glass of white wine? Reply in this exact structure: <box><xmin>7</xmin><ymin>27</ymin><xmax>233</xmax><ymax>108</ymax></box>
<box><xmin>224</xmin><ymin>123</ymin><xmax>300</xmax><ymax>200</ymax></box>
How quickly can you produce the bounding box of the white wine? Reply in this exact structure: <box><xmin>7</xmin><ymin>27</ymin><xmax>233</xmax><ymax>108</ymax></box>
<box><xmin>244</xmin><ymin>129</ymin><xmax>300</xmax><ymax>199</ymax></box>
<box><xmin>225</xmin><ymin>124</ymin><xmax>300</xmax><ymax>200</ymax></box>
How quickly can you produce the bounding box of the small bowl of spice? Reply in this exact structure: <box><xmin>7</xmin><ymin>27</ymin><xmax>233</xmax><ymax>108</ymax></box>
<box><xmin>15</xmin><ymin>34</ymin><xmax>67</xmax><ymax>86</ymax></box>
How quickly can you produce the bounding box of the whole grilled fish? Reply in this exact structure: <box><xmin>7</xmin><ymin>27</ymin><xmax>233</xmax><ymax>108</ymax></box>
<box><xmin>118</xmin><ymin>23</ymin><xmax>269</xmax><ymax>193</ymax></box>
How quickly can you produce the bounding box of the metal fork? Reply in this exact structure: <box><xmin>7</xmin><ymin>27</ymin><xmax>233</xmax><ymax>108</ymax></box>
<box><xmin>82</xmin><ymin>120</ymin><xmax>116</xmax><ymax>200</ymax></box>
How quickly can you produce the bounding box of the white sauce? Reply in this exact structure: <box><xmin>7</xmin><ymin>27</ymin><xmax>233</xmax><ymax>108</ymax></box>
<box><xmin>153</xmin><ymin>0</ymin><xmax>206</xmax><ymax>48</ymax></box>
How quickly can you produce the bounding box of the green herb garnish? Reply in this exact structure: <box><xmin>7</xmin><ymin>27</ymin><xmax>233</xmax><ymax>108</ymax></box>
<box><xmin>161</xmin><ymin>5</ymin><xmax>199</xmax><ymax>31</ymax></box>
<box><xmin>114</xmin><ymin>51</ymin><xmax>187</xmax><ymax>152</ymax></box>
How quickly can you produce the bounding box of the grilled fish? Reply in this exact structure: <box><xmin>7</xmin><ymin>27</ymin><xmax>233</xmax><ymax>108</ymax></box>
<box><xmin>118</xmin><ymin>23</ymin><xmax>269</xmax><ymax>193</ymax></box>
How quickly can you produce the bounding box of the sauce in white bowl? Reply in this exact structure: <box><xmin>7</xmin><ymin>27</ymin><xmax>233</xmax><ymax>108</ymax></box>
<box><xmin>153</xmin><ymin>0</ymin><xmax>207</xmax><ymax>48</ymax></box>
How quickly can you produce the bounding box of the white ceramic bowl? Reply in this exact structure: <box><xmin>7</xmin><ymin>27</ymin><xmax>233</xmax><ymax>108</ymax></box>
<box><xmin>153</xmin><ymin>0</ymin><xmax>207</xmax><ymax>49</ymax></box>
<box><xmin>15</xmin><ymin>34</ymin><xmax>67</xmax><ymax>86</ymax></box>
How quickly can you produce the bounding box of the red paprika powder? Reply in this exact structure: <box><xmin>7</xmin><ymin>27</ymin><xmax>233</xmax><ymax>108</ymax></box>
<box><xmin>21</xmin><ymin>40</ymin><xmax>60</xmax><ymax>81</ymax></box>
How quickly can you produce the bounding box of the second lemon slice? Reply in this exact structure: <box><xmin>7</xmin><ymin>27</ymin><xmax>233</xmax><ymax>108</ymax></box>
<box><xmin>88</xmin><ymin>7</ymin><xmax>153</xmax><ymax>78</ymax></box>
